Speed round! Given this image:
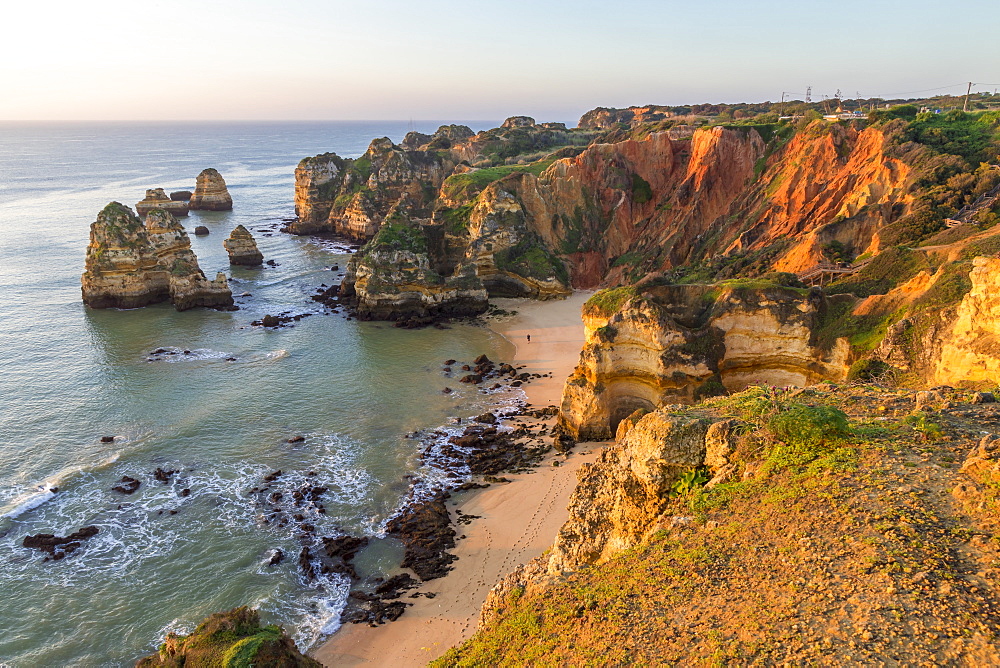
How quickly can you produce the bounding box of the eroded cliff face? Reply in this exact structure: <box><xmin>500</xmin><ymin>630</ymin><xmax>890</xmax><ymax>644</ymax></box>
<box><xmin>559</xmin><ymin>283</ymin><xmax>849</xmax><ymax>440</ymax></box>
<box><xmin>933</xmin><ymin>257</ymin><xmax>1000</xmax><ymax>385</ymax></box>
<box><xmin>81</xmin><ymin>203</ymin><xmax>232</xmax><ymax>311</ymax></box>
<box><xmin>188</xmin><ymin>168</ymin><xmax>233</xmax><ymax>211</ymax></box>
<box><xmin>292</xmin><ymin>113</ymin><xmax>920</xmax><ymax>321</ymax></box>
<box><xmin>548</xmin><ymin>412</ymin><xmax>711</xmax><ymax>572</ymax></box>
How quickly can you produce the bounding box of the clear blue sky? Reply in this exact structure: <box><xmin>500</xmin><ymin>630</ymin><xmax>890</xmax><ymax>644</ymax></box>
<box><xmin>1</xmin><ymin>0</ymin><xmax>996</xmax><ymax>122</ymax></box>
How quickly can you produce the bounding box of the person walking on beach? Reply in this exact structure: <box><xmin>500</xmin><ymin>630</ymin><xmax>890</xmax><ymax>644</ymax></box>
<box><xmin>526</xmin><ymin>334</ymin><xmax>531</xmax><ymax>342</ymax></box>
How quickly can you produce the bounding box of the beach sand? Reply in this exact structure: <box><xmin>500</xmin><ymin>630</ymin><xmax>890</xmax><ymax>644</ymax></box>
<box><xmin>312</xmin><ymin>291</ymin><xmax>599</xmax><ymax>667</ymax></box>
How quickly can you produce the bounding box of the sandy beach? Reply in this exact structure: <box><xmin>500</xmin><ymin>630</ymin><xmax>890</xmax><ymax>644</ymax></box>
<box><xmin>312</xmin><ymin>291</ymin><xmax>599</xmax><ymax>666</ymax></box>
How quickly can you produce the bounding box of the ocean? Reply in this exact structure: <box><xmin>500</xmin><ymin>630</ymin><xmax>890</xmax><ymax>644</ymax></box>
<box><xmin>0</xmin><ymin>120</ymin><xmax>513</xmax><ymax>666</ymax></box>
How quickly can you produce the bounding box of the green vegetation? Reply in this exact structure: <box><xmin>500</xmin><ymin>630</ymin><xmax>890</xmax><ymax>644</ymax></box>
<box><xmin>439</xmin><ymin>204</ymin><xmax>475</xmax><ymax>234</ymax></box>
<box><xmin>220</xmin><ymin>626</ymin><xmax>282</xmax><ymax>667</ymax></box>
<box><xmin>365</xmin><ymin>221</ymin><xmax>428</xmax><ymax>255</ymax></box>
<box><xmin>630</xmin><ymin>173</ymin><xmax>653</xmax><ymax>204</ymax></box>
<box><xmin>441</xmin><ymin>158</ymin><xmax>560</xmax><ymax>201</ymax></box>
<box><xmin>583</xmin><ymin>286</ymin><xmax>639</xmax><ymax>317</ymax></box>
<box><xmin>494</xmin><ymin>236</ymin><xmax>569</xmax><ymax>285</ymax></box>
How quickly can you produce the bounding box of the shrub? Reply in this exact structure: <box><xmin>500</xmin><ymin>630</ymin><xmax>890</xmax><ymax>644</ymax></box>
<box><xmin>847</xmin><ymin>359</ymin><xmax>894</xmax><ymax>383</ymax></box>
<box><xmin>767</xmin><ymin>404</ymin><xmax>851</xmax><ymax>450</ymax></box>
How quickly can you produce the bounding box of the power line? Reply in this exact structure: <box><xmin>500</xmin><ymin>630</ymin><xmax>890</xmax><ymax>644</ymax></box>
<box><xmin>875</xmin><ymin>82</ymin><xmax>968</xmax><ymax>99</ymax></box>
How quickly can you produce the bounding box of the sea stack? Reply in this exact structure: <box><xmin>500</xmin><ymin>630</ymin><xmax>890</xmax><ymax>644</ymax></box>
<box><xmin>135</xmin><ymin>188</ymin><xmax>189</xmax><ymax>217</ymax></box>
<box><xmin>188</xmin><ymin>168</ymin><xmax>233</xmax><ymax>211</ymax></box>
<box><xmin>82</xmin><ymin>203</ymin><xmax>233</xmax><ymax>311</ymax></box>
<box><xmin>224</xmin><ymin>225</ymin><xmax>264</xmax><ymax>265</ymax></box>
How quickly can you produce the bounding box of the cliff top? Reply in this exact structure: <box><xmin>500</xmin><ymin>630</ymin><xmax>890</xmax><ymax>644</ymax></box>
<box><xmin>437</xmin><ymin>383</ymin><xmax>1000</xmax><ymax>665</ymax></box>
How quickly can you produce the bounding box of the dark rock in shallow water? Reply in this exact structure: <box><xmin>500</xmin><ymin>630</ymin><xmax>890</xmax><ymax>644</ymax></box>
<box><xmin>459</xmin><ymin>374</ymin><xmax>482</xmax><ymax>384</ymax></box>
<box><xmin>100</xmin><ymin>435</ymin><xmax>115</xmax><ymax>443</ymax></box>
<box><xmin>287</xmin><ymin>435</ymin><xmax>305</xmax><ymax>443</ymax></box>
<box><xmin>153</xmin><ymin>467</ymin><xmax>176</xmax><ymax>483</ymax></box>
<box><xmin>111</xmin><ymin>475</ymin><xmax>141</xmax><ymax>494</ymax></box>
<box><xmin>23</xmin><ymin>526</ymin><xmax>99</xmax><ymax>559</ymax></box>
<box><xmin>193</xmin><ymin>226</ymin><xmax>210</xmax><ymax>236</ymax></box>
<box><xmin>268</xmin><ymin>549</ymin><xmax>284</xmax><ymax>566</ymax></box>
<box><xmin>385</xmin><ymin>490</ymin><xmax>456</xmax><ymax>581</ymax></box>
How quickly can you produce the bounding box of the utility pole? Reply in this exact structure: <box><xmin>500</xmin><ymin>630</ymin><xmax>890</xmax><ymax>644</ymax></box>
<box><xmin>963</xmin><ymin>81</ymin><xmax>974</xmax><ymax>112</ymax></box>
<box><xmin>806</xmin><ymin>86</ymin><xmax>812</xmax><ymax>104</ymax></box>
<box><xmin>780</xmin><ymin>91</ymin><xmax>788</xmax><ymax>117</ymax></box>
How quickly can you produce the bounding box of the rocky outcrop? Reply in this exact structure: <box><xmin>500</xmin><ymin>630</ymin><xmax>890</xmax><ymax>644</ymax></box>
<box><xmin>188</xmin><ymin>168</ymin><xmax>233</xmax><ymax>211</ymax></box>
<box><xmin>549</xmin><ymin>412</ymin><xmax>711</xmax><ymax>572</ymax></box>
<box><xmin>340</xmin><ymin>222</ymin><xmax>488</xmax><ymax>321</ymax></box>
<box><xmin>169</xmin><ymin>190</ymin><xmax>192</xmax><ymax>201</ymax></box>
<box><xmin>559</xmin><ymin>282</ymin><xmax>850</xmax><ymax>440</ymax></box>
<box><xmin>135</xmin><ymin>606</ymin><xmax>319</xmax><ymax>667</ymax></box>
<box><xmin>224</xmin><ymin>224</ymin><xmax>263</xmax><ymax>265</ymax></box>
<box><xmin>501</xmin><ymin>116</ymin><xmax>535</xmax><ymax>128</ymax></box>
<box><xmin>136</xmin><ymin>188</ymin><xmax>188</xmax><ymax>217</ymax></box>
<box><xmin>578</xmin><ymin>105</ymin><xmax>678</xmax><ymax>130</ymax></box>
<box><xmin>82</xmin><ymin>203</ymin><xmax>233</xmax><ymax>311</ymax></box>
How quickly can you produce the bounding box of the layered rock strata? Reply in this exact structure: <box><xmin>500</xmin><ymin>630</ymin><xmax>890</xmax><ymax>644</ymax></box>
<box><xmin>224</xmin><ymin>224</ymin><xmax>264</xmax><ymax>265</ymax></box>
<box><xmin>81</xmin><ymin>203</ymin><xmax>233</xmax><ymax>311</ymax></box>
<box><xmin>549</xmin><ymin>412</ymin><xmax>711</xmax><ymax>572</ymax></box>
<box><xmin>559</xmin><ymin>282</ymin><xmax>850</xmax><ymax>440</ymax></box>
<box><xmin>135</xmin><ymin>188</ymin><xmax>188</xmax><ymax>217</ymax></box>
<box><xmin>188</xmin><ymin>168</ymin><xmax>233</xmax><ymax>211</ymax></box>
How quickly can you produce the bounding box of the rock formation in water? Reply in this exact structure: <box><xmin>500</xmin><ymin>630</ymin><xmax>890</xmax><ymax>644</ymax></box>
<box><xmin>559</xmin><ymin>280</ymin><xmax>850</xmax><ymax>440</ymax></box>
<box><xmin>169</xmin><ymin>190</ymin><xmax>192</xmax><ymax>201</ymax></box>
<box><xmin>188</xmin><ymin>168</ymin><xmax>233</xmax><ymax>211</ymax></box>
<box><xmin>135</xmin><ymin>188</ymin><xmax>189</xmax><ymax>217</ymax></box>
<box><xmin>81</xmin><ymin>203</ymin><xmax>233</xmax><ymax>311</ymax></box>
<box><xmin>135</xmin><ymin>606</ymin><xmax>319</xmax><ymax>667</ymax></box>
<box><xmin>224</xmin><ymin>224</ymin><xmax>264</xmax><ymax>266</ymax></box>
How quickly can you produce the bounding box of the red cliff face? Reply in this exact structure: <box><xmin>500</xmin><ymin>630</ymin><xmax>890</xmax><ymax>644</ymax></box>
<box><xmin>474</xmin><ymin>122</ymin><xmax>912</xmax><ymax>287</ymax></box>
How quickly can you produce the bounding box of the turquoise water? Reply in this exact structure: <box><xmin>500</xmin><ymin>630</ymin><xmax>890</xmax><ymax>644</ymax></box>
<box><xmin>0</xmin><ymin>121</ymin><xmax>513</xmax><ymax>666</ymax></box>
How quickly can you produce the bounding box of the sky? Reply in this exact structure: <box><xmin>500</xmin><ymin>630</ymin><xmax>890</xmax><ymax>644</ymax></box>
<box><xmin>1</xmin><ymin>0</ymin><xmax>997</xmax><ymax>123</ymax></box>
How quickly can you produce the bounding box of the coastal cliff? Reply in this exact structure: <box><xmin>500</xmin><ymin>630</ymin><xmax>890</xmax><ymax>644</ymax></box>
<box><xmin>441</xmin><ymin>383</ymin><xmax>1000</xmax><ymax>665</ymax></box>
<box><xmin>559</xmin><ymin>280</ymin><xmax>850</xmax><ymax>440</ymax></box>
<box><xmin>288</xmin><ymin>110</ymin><xmax>940</xmax><ymax>321</ymax></box>
<box><xmin>81</xmin><ymin>203</ymin><xmax>233</xmax><ymax>311</ymax></box>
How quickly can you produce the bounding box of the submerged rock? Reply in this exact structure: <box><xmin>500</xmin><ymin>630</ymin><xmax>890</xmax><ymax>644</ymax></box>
<box><xmin>224</xmin><ymin>224</ymin><xmax>263</xmax><ymax>266</ymax></box>
<box><xmin>188</xmin><ymin>168</ymin><xmax>233</xmax><ymax>211</ymax></box>
<box><xmin>23</xmin><ymin>526</ymin><xmax>99</xmax><ymax>560</ymax></box>
<box><xmin>81</xmin><ymin>203</ymin><xmax>233</xmax><ymax>311</ymax></box>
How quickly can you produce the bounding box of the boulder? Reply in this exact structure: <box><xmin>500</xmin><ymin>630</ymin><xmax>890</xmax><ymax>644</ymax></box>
<box><xmin>170</xmin><ymin>190</ymin><xmax>193</xmax><ymax>201</ymax></box>
<box><xmin>136</xmin><ymin>188</ymin><xmax>188</xmax><ymax>218</ymax></box>
<box><xmin>223</xmin><ymin>225</ymin><xmax>264</xmax><ymax>266</ymax></box>
<box><xmin>188</xmin><ymin>168</ymin><xmax>233</xmax><ymax>211</ymax></box>
<box><xmin>193</xmin><ymin>226</ymin><xmax>209</xmax><ymax>235</ymax></box>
